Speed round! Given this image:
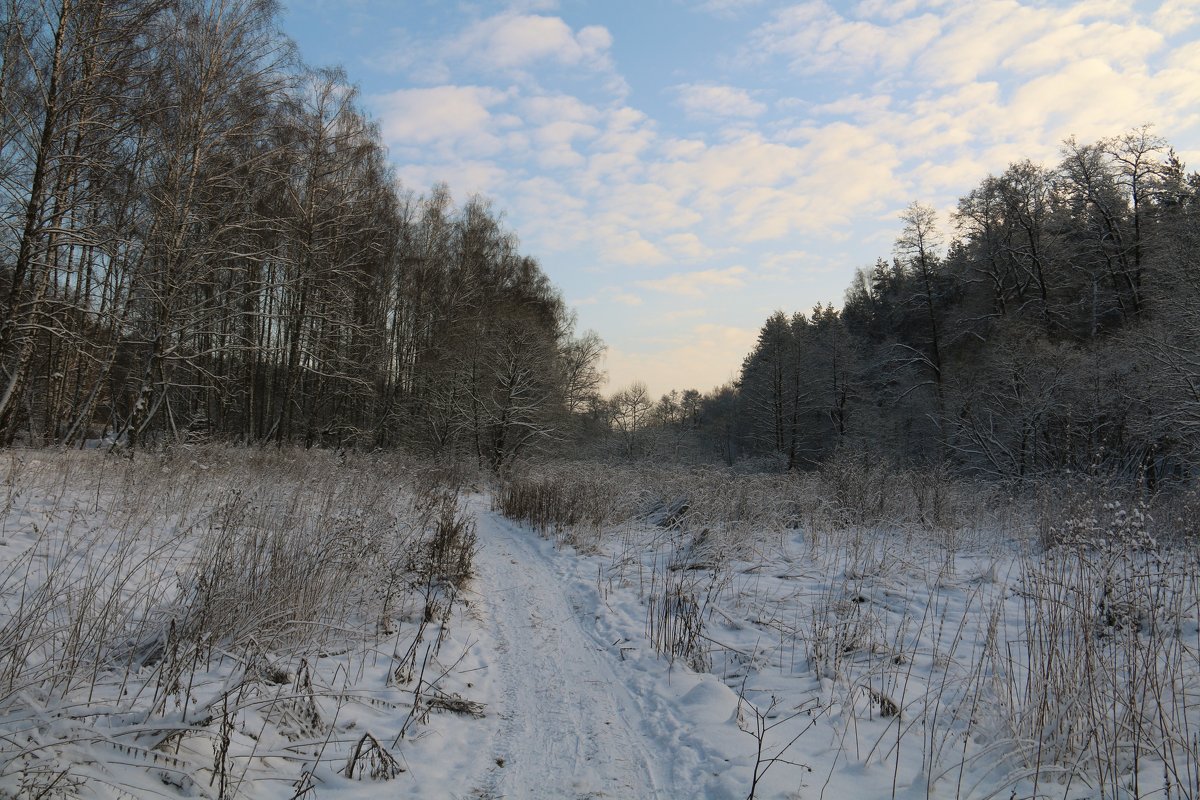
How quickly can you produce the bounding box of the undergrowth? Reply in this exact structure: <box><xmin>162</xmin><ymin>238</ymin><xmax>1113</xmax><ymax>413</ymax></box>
<box><xmin>0</xmin><ymin>447</ymin><xmax>479</xmax><ymax>798</ymax></box>
<box><xmin>496</xmin><ymin>458</ymin><xmax>1200</xmax><ymax>799</ymax></box>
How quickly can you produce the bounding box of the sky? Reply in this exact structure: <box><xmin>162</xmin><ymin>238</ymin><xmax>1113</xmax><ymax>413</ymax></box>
<box><xmin>281</xmin><ymin>0</ymin><xmax>1200</xmax><ymax>398</ymax></box>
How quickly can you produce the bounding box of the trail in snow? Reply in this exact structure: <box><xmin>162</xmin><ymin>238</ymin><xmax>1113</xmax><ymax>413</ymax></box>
<box><xmin>466</xmin><ymin>501</ymin><xmax>747</xmax><ymax>800</ymax></box>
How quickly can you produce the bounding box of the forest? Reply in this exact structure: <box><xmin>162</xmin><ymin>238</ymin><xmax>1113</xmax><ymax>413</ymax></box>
<box><xmin>0</xmin><ymin>0</ymin><xmax>602</xmax><ymax>464</ymax></box>
<box><xmin>613</xmin><ymin>129</ymin><xmax>1200</xmax><ymax>489</ymax></box>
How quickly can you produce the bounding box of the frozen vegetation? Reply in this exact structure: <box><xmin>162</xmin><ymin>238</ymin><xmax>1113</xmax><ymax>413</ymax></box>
<box><xmin>2</xmin><ymin>448</ymin><xmax>1198</xmax><ymax>798</ymax></box>
<box><xmin>0</xmin><ymin>449</ymin><xmax>482</xmax><ymax>798</ymax></box>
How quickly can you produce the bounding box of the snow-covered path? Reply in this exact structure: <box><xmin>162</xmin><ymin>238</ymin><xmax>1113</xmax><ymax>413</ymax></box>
<box><xmin>466</xmin><ymin>502</ymin><xmax>747</xmax><ymax>800</ymax></box>
<box><xmin>471</xmin><ymin>510</ymin><xmax>661</xmax><ymax>798</ymax></box>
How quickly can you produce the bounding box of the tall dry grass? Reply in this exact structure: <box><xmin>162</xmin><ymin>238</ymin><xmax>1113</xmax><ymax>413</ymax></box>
<box><xmin>0</xmin><ymin>446</ymin><xmax>476</xmax><ymax>797</ymax></box>
<box><xmin>496</xmin><ymin>458</ymin><xmax>1200</xmax><ymax>799</ymax></box>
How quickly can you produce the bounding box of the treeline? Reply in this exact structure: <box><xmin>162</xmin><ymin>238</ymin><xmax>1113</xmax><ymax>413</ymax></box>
<box><xmin>609</xmin><ymin>128</ymin><xmax>1200</xmax><ymax>484</ymax></box>
<box><xmin>0</xmin><ymin>0</ymin><xmax>602</xmax><ymax>464</ymax></box>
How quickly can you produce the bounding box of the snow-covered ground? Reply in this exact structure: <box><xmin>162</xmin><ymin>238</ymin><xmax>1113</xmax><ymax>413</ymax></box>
<box><xmin>463</xmin><ymin>496</ymin><xmax>751</xmax><ymax>799</ymax></box>
<box><xmin>3</xmin><ymin>451</ymin><xmax>1199</xmax><ymax>799</ymax></box>
<box><xmin>0</xmin><ymin>452</ymin><xmax>755</xmax><ymax>799</ymax></box>
<box><xmin>495</xmin><ymin>465</ymin><xmax>1200</xmax><ymax>799</ymax></box>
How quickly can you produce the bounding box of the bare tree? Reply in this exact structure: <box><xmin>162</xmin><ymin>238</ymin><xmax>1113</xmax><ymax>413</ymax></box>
<box><xmin>609</xmin><ymin>382</ymin><xmax>653</xmax><ymax>459</ymax></box>
<box><xmin>0</xmin><ymin>0</ymin><xmax>170</xmax><ymax>443</ymax></box>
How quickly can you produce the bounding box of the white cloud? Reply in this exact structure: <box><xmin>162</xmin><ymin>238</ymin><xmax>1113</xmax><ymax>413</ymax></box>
<box><xmin>914</xmin><ymin>2</ymin><xmax>1045</xmax><ymax>85</ymax></box>
<box><xmin>1155</xmin><ymin>0</ymin><xmax>1200</xmax><ymax>34</ymax></box>
<box><xmin>520</xmin><ymin>93</ymin><xmax>600</xmax><ymax>125</ymax></box>
<box><xmin>637</xmin><ymin>267</ymin><xmax>748</xmax><ymax>297</ymax></box>
<box><xmin>674</xmin><ymin>83</ymin><xmax>766</xmax><ymax>119</ymax></box>
<box><xmin>597</xmin><ymin>182</ymin><xmax>700</xmax><ymax>234</ymax></box>
<box><xmin>724</xmin><ymin>187</ymin><xmax>811</xmax><ymax>241</ymax></box>
<box><xmin>664</xmin><ymin>308</ymin><xmax>707</xmax><ymax>322</ymax></box>
<box><xmin>610</xmin><ymin>290</ymin><xmax>644</xmax><ymax>307</ymax></box>
<box><xmin>652</xmin><ymin>133</ymin><xmax>802</xmax><ymax>197</ymax></box>
<box><xmin>578</xmin><ymin>108</ymin><xmax>657</xmax><ymax>189</ymax></box>
<box><xmin>853</xmin><ymin>0</ymin><xmax>932</xmax><ymax>22</ymax></box>
<box><xmin>812</xmin><ymin>93</ymin><xmax>892</xmax><ymax>119</ymax></box>
<box><xmin>359</xmin><ymin>0</ymin><xmax>1200</xmax><ymax>395</ymax></box>
<box><xmin>662</xmin><ymin>233</ymin><xmax>718</xmax><ymax>261</ymax></box>
<box><xmin>749</xmin><ymin>0</ymin><xmax>1164</xmax><ymax>90</ymax></box>
<box><xmin>747</xmin><ymin>0</ymin><xmax>1200</xmax><ymax>202</ymax></box>
<box><xmin>504</xmin><ymin>0</ymin><xmax>561</xmax><ymax>11</ymax></box>
<box><xmin>394</xmin><ymin>161</ymin><xmax>509</xmax><ymax>197</ymax></box>
<box><xmin>374</xmin><ymin>85</ymin><xmax>511</xmax><ymax>151</ymax></box>
<box><xmin>374</xmin><ymin>10</ymin><xmax>622</xmax><ymax>94</ymax></box>
<box><xmin>600</xmin><ymin>229</ymin><xmax>669</xmax><ymax>266</ymax></box>
<box><xmin>533</xmin><ymin>120</ymin><xmax>597</xmax><ymax>168</ymax></box>
<box><xmin>692</xmin><ymin>0</ymin><xmax>765</xmax><ymax>16</ymax></box>
<box><xmin>749</xmin><ymin>2</ymin><xmax>941</xmax><ymax>76</ymax></box>
<box><xmin>603</xmin><ymin>323</ymin><xmax>757</xmax><ymax>395</ymax></box>
<box><xmin>449</xmin><ymin>13</ymin><xmax>613</xmax><ymax>73</ymax></box>
<box><xmin>510</xmin><ymin>176</ymin><xmax>590</xmax><ymax>250</ymax></box>
<box><xmin>1001</xmin><ymin>17</ymin><xmax>1163</xmax><ymax>74</ymax></box>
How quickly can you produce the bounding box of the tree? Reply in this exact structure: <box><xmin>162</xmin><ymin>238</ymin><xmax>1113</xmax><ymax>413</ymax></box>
<box><xmin>809</xmin><ymin>303</ymin><xmax>856</xmax><ymax>450</ymax></box>
<box><xmin>559</xmin><ymin>330</ymin><xmax>606</xmax><ymax>417</ymax></box>
<box><xmin>1102</xmin><ymin>125</ymin><xmax>1170</xmax><ymax>310</ymax></box>
<box><xmin>890</xmin><ymin>201</ymin><xmax>948</xmax><ymax>457</ymax></box>
<box><xmin>738</xmin><ymin>311</ymin><xmax>798</xmax><ymax>463</ymax></box>
<box><xmin>0</xmin><ymin>0</ymin><xmax>604</xmax><ymax>455</ymax></box>
<box><xmin>0</xmin><ymin>0</ymin><xmax>171</xmax><ymax>443</ymax></box>
<box><xmin>609</xmin><ymin>382</ymin><xmax>653</xmax><ymax>459</ymax></box>
<box><xmin>717</xmin><ymin>130</ymin><xmax>1200</xmax><ymax>480</ymax></box>
<box><xmin>1057</xmin><ymin>136</ymin><xmax>1141</xmax><ymax>332</ymax></box>
<box><xmin>698</xmin><ymin>383</ymin><xmax>741</xmax><ymax>465</ymax></box>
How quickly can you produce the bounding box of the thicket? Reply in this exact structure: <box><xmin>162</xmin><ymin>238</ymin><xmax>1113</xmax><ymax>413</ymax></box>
<box><xmin>497</xmin><ymin>459</ymin><xmax>1200</xmax><ymax>798</ymax></box>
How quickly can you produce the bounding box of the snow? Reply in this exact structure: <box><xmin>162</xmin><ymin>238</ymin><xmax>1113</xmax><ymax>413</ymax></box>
<box><xmin>0</xmin><ymin>454</ymin><xmax>756</xmax><ymax>799</ymax></box>
<box><xmin>2</xmin><ymin>451</ymin><xmax>1199</xmax><ymax>799</ymax></box>
<box><xmin>466</xmin><ymin>497</ymin><xmax>747</xmax><ymax>799</ymax></box>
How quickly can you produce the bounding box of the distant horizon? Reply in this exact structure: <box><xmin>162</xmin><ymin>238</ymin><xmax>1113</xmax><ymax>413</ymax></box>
<box><xmin>282</xmin><ymin>0</ymin><xmax>1200</xmax><ymax>397</ymax></box>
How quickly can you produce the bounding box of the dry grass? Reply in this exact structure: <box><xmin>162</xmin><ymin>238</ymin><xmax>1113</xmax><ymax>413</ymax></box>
<box><xmin>496</xmin><ymin>459</ymin><xmax>1200</xmax><ymax>799</ymax></box>
<box><xmin>0</xmin><ymin>446</ymin><xmax>477</xmax><ymax>798</ymax></box>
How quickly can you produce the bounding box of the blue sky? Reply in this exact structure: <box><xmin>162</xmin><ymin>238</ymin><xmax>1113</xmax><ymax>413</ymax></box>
<box><xmin>281</xmin><ymin>0</ymin><xmax>1200</xmax><ymax>397</ymax></box>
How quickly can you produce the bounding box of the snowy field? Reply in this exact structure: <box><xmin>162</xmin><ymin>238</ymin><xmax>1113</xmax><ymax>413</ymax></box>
<box><xmin>495</xmin><ymin>462</ymin><xmax>1200</xmax><ymax>800</ymax></box>
<box><xmin>2</xmin><ymin>450</ymin><xmax>1199</xmax><ymax>799</ymax></box>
